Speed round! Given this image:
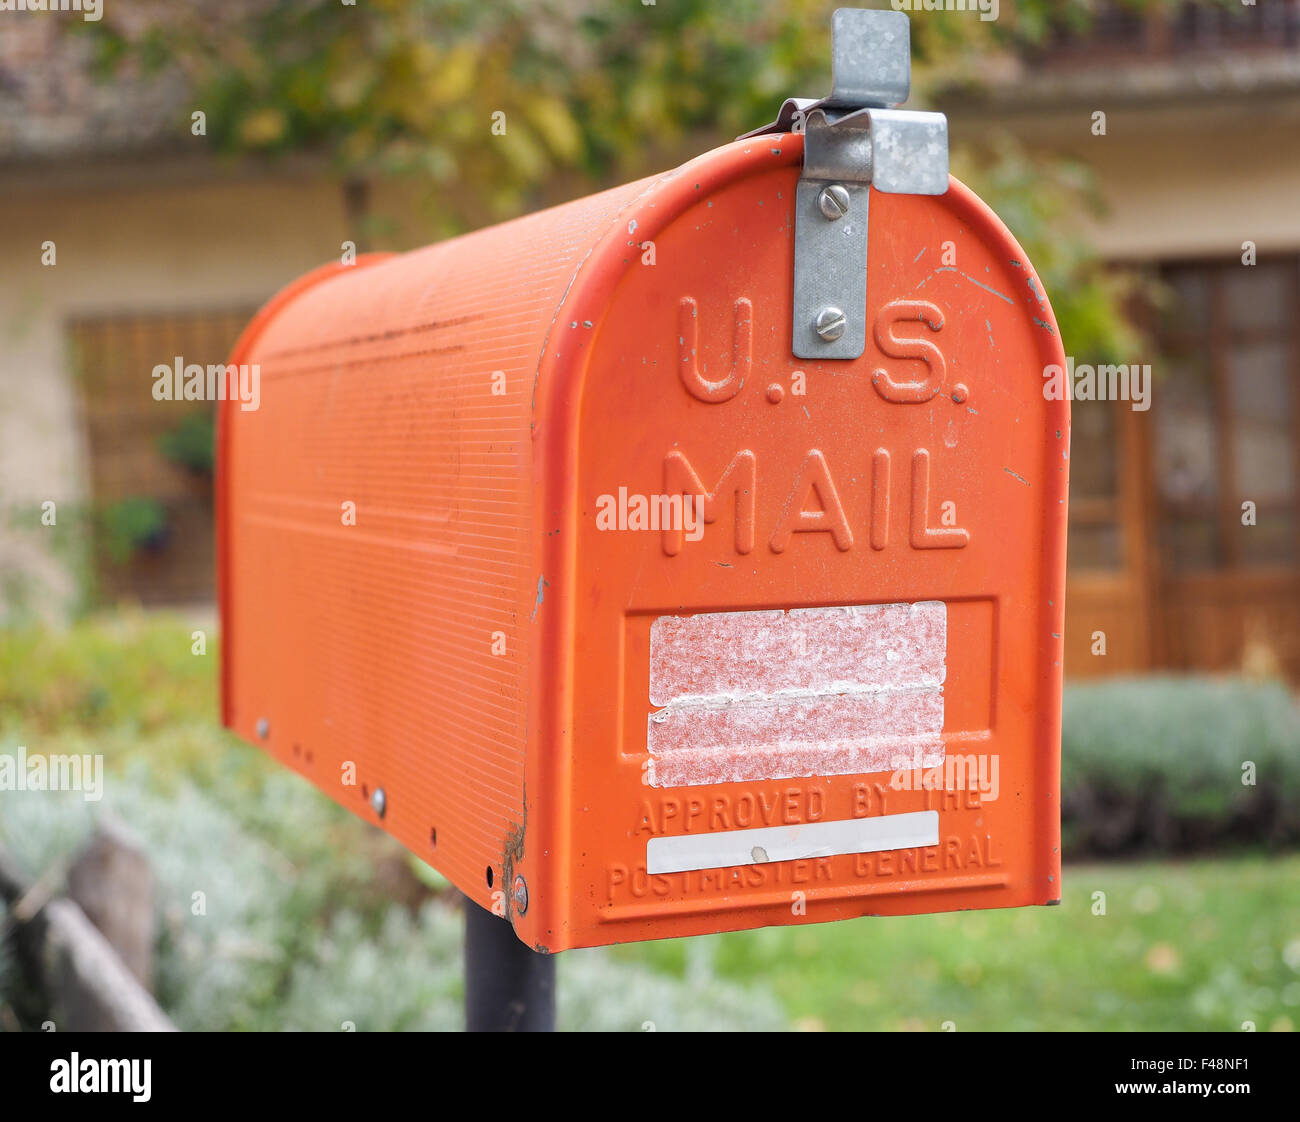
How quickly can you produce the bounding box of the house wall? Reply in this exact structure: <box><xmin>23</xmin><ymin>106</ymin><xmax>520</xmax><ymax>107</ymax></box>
<box><xmin>947</xmin><ymin>100</ymin><xmax>1300</xmax><ymax>261</ymax></box>
<box><xmin>0</xmin><ymin>161</ymin><xmax>374</xmax><ymax>619</ymax></box>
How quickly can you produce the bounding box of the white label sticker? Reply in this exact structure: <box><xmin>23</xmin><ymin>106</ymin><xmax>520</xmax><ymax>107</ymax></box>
<box><xmin>646</xmin><ymin>810</ymin><xmax>941</xmax><ymax>875</ymax></box>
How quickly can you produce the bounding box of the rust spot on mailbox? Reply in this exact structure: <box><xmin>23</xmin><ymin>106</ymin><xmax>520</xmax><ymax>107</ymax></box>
<box><xmin>220</xmin><ymin>25</ymin><xmax>1067</xmax><ymax>953</ymax></box>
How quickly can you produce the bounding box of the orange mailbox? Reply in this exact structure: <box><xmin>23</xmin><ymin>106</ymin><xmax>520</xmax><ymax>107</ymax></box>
<box><xmin>220</xmin><ymin>9</ymin><xmax>1068</xmax><ymax>952</ymax></box>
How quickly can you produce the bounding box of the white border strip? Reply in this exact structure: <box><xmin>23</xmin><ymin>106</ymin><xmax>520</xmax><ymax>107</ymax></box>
<box><xmin>646</xmin><ymin>811</ymin><xmax>940</xmax><ymax>875</ymax></box>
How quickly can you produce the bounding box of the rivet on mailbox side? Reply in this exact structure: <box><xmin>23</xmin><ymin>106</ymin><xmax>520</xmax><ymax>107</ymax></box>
<box><xmin>220</xmin><ymin>8</ymin><xmax>1068</xmax><ymax>952</ymax></box>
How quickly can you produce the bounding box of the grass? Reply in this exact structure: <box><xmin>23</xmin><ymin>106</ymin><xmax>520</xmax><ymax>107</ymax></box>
<box><xmin>2</xmin><ymin>611</ymin><xmax>1299</xmax><ymax>1031</ymax></box>
<box><xmin>614</xmin><ymin>855</ymin><xmax>1300</xmax><ymax>1031</ymax></box>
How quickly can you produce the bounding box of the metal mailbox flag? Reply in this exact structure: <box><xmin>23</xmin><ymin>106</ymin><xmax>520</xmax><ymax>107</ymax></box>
<box><xmin>219</xmin><ymin>8</ymin><xmax>1069</xmax><ymax>952</ymax></box>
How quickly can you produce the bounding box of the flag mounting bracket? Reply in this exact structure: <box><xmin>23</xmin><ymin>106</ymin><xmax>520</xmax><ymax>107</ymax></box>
<box><xmin>743</xmin><ymin>8</ymin><xmax>950</xmax><ymax>360</ymax></box>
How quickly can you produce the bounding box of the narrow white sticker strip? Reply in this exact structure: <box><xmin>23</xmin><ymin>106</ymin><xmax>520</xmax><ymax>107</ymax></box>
<box><xmin>646</xmin><ymin>810</ymin><xmax>940</xmax><ymax>875</ymax></box>
<box><xmin>646</xmin><ymin>601</ymin><xmax>947</xmax><ymax>788</ymax></box>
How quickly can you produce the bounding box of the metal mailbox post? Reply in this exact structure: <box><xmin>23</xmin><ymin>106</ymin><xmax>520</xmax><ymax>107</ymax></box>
<box><xmin>218</xmin><ymin>9</ymin><xmax>1069</xmax><ymax>1026</ymax></box>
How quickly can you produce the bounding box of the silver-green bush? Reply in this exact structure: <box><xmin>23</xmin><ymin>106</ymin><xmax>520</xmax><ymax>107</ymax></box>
<box><xmin>1062</xmin><ymin>677</ymin><xmax>1300</xmax><ymax>855</ymax></box>
<box><xmin>0</xmin><ymin>767</ymin><xmax>787</xmax><ymax>1031</ymax></box>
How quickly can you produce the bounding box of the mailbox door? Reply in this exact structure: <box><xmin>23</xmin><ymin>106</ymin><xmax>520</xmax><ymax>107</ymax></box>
<box><xmin>521</xmin><ymin>136</ymin><xmax>1068</xmax><ymax>951</ymax></box>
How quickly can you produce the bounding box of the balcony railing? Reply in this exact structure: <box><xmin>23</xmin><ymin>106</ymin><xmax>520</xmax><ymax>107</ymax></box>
<box><xmin>1033</xmin><ymin>0</ymin><xmax>1300</xmax><ymax>63</ymax></box>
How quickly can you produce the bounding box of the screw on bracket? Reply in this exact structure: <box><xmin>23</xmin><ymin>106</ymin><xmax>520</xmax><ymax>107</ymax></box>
<box><xmin>815</xmin><ymin>306</ymin><xmax>847</xmax><ymax>342</ymax></box>
<box><xmin>817</xmin><ymin>184</ymin><xmax>850</xmax><ymax>220</ymax></box>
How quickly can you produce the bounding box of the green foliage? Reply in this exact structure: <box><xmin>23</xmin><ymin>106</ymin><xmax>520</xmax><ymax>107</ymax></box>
<box><xmin>0</xmin><ymin>776</ymin><xmax>377</xmax><ymax>1030</ymax></box>
<box><xmin>157</xmin><ymin>411</ymin><xmax>216</xmax><ymax>477</ymax></box>
<box><xmin>406</xmin><ymin>852</ymin><xmax>452</xmax><ymax>894</ymax></box>
<box><xmin>1062</xmin><ymin>677</ymin><xmax>1300</xmax><ymax>855</ymax></box>
<box><xmin>276</xmin><ymin>905</ymin><xmax>465</xmax><ymax>1032</ymax></box>
<box><xmin>83</xmin><ymin>0</ymin><xmax>833</xmax><ymax>206</ymax></box>
<box><xmin>98</xmin><ymin>497</ymin><xmax>169</xmax><ymax>565</ymax></box>
<box><xmin>83</xmin><ymin>0</ymin><xmax>1149</xmax><ymax>183</ymax></box>
<box><xmin>77</xmin><ymin>0</ymin><xmax>1157</xmax><ymax>359</ymax></box>
<box><xmin>0</xmin><ymin>609</ymin><xmax>217</xmax><ymax>741</ymax></box>
<box><xmin>277</xmin><ymin>901</ymin><xmax>786</xmax><ymax>1031</ymax></box>
<box><xmin>563</xmin><ymin>938</ymin><xmax>786</xmax><ymax>1031</ymax></box>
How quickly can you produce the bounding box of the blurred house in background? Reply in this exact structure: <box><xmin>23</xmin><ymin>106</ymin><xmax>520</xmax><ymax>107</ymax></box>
<box><xmin>1</xmin><ymin>2</ymin><xmax>1298</xmax><ymax>679</ymax></box>
<box><xmin>940</xmin><ymin>0</ymin><xmax>1300</xmax><ymax>679</ymax></box>
<box><xmin>0</xmin><ymin>16</ymin><xmax>369</xmax><ymax>614</ymax></box>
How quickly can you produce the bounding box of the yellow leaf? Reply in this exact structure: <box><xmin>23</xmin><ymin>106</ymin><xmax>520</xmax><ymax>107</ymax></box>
<box><xmin>239</xmin><ymin>108</ymin><xmax>287</xmax><ymax>148</ymax></box>
<box><xmin>427</xmin><ymin>45</ymin><xmax>477</xmax><ymax>104</ymax></box>
<box><xmin>524</xmin><ymin>97</ymin><xmax>582</xmax><ymax>162</ymax></box>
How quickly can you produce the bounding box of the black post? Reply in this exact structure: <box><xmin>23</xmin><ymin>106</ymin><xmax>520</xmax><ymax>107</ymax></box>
<box><xmin>463</xmin><ymin>898</ymin><xmax>556</xmax><ymax>1031</ymax></box>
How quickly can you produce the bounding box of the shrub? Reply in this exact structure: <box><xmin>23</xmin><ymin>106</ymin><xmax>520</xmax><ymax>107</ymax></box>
<box><xmin>157</xmin><ymin>412</ymin><xmax>216</xmax><ymax>477</ymax></box>
<box><xmin>98</xmin><ymin>497</ymin><xmax>169</xmax><ymax>564</ymax></box>
<box><xmin>0</xmin><ymin>767</ymin><xmax>788</xmax><ymax>1031</ymax></box>
<box><xmin>1062</xmin><ymin>677</ymin><xmax>1300</xmax><ymax>857</ymax></box>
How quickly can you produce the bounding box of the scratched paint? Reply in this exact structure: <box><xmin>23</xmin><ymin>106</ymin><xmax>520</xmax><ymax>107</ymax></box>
<box><xmin>1026</xmin><ymin>274</ymin><xmax>1046</xmax><ymax>308</ymax></box>
<box><xmin>914</xmin><ymin>265</ymin><xmax>1014</xmax><ymax>305</ymax></box>
<box><xmin>530</xmin><ymin>575</ymin><xmax>549</xmax><ymax>621</ymax></box>
<box><xmin>646</xmin><ymin>602</ymin><xmax>947</xmax><ymax>788</ymax></box>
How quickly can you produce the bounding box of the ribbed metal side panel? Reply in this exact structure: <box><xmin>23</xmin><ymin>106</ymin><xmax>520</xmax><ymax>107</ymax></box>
<box><xmin>222</xmin><ymin>176</ymin><xmax>654</xmax><ymax>903</ymax></box>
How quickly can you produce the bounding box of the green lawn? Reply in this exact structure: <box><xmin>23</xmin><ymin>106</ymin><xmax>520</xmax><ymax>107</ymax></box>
<box><xmin>613</xmin><ymin>855</ymin><xmax>1300</xmax><ymax>1031</ymax></box>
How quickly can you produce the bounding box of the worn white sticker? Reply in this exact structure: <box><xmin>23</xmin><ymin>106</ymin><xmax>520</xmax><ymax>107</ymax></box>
<box><xmin>646</xmin><ymin>810</ymin><xmax>940</xmax><ymax>875</ymax></box>
<box><xmin>646</xmin><ymin>601</ymin><xmax>946</xmax><ymax>788</ymax></box>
